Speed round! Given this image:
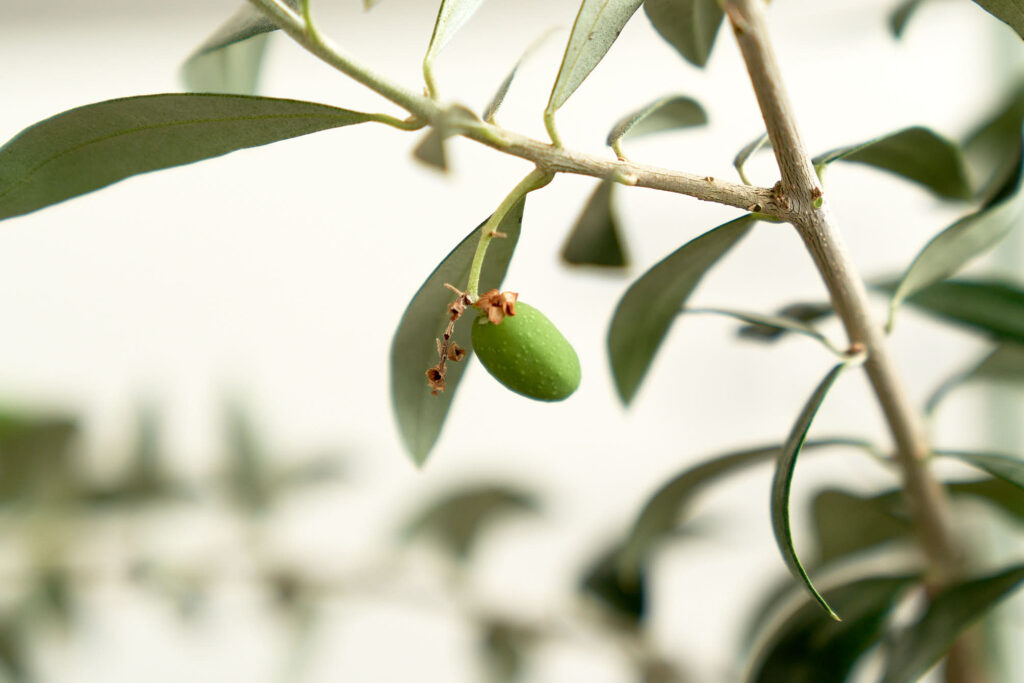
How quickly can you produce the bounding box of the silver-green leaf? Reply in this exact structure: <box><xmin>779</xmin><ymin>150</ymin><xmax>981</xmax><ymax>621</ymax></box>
<box><xmin>482</xmin><ymin>29</ymin><xmax>558</xmax><ymax>123</ymax></box>
<box><xmin>813</xmin><ymin>127</ymin><xmax>971</xmax><ymax>200</ymax></box>
<box><xmin>771</xmin><ymin>361</ymin><xmax>860</xmax><ymax>621</ymax></box>
<box><xmin>390</xmin><ymin>200</ymin><xmax>525</xmax><ymax>465</ymax></box>
<box><xmin>889</xmin><ymin>0</ymin><xmax>926</xmax><ymax>38</ymax></box>
<box><xmin>937</xmin><ymin>450</ymin><xmax>1024</xmax><ymax>491</ymax></box>
<box><xmin>734</xmin><ymin>132</ymin><xmax>770</xmax><ymax>186</ymax></box>
<box><xmin>644</xmin><ymin>0</ymin><xmax>724</xmax><ymax>68</ymax></box>
<box><xmin>561</xmin><ymin>178</ymin><xmax>627</xmax><ymax>267</ymax></box>
<box><xmin>606</xmin><ymin>95</ymin><xmax>706</xmax><ymax>158</ymax></box>
<box><xmin>608</xmin><ymin>215</ymin><xmax>756</xmax><ymax>404</ymax></box>
<box><xmin>971</xmin><ymin>0</ymin><xmax>1024</xmax><ymax>40</ymax></box>
<box><xmin>925</xmin><ymin>342</ymin><xmax>1024</xmax><ymax>413</ymax></box>
<box><xmin>684</xmin><ymin>307</ymin><xmax>846</xmax><ymax>357</ymax></box>
<box><xmin>424</xmin><ymin>0</ymin><xmax>489</xmax><ymax>68</ymax></box>
<box><xmin>546</xmin><ymin>0</ymin><xmax>645</xmax><ymax>115</ymax></box>
<box><xmin>0</xmin><ymin>94</ymin><xmax>381</xmax><ymax>222</ymax></box>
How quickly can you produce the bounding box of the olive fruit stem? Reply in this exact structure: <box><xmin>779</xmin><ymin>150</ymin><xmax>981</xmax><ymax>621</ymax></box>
<box><xmin>466</xmin><ymin>168</ymin><xmax>553</xmax><ymax>300</ymax></box>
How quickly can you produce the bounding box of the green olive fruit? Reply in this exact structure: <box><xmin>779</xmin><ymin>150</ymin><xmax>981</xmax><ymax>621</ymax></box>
<box><xmin>471</xmin><ymin>302</ymin><xmax>581</xmax><ymax>401</ymax></box>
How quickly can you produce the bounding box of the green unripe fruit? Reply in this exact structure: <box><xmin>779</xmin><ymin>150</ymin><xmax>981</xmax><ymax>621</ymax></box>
<box><xmin>471</xmin><ymin>302</ymin><xmax>581</xmax><ymax>401</ymax></box>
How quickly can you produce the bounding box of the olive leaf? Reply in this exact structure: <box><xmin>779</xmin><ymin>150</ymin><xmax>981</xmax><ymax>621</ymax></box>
<box><xmin>606</xmin><ymin>95</ymin><xmax>706</xmax><ymax>158</ymax></box>
<box><xmin>546</xmin><ymin>0</ymin><xmax>645</xmax><ymax>116</ymax></box>
<box><xmin>971</xmin><ymin>0</ymin><xmax>1024</xmax><ymax>40</ymax></box>
<box><xmin>771</xmin><ymin>360</ymin><xmax>861</xmax><ymax>621</ymax></box>
<box><xmin>889</xmin><ymin>0</ymin><xmax>927</xmax><ymax>38</ymax></box>
<box><xmin>683</xmin><ymin>307</ymin><xmax>846</xmax><ymax>357</ymax></box>
<box><xmin>390</xmin><ymin>199</ymin><xmax>525</xmax><ymax>465</ymax></box>
<box><xmin>581</xmin><ymin>542</ymin><xmax>648</xmax><ymax>623</ymax></box>
<box><xmin>925</xmin><ymin>342</ymin><xmax>1024</xmax><ymax>414</ymax></box>
<box><xmin>747</xmin><ymin>574</ymin><xmax>920</xmax><ymax>683</ymax></box>
<box><xmin>424</xmin><ymin>0</ymin><xmax>489</xmax><ymax>76</ymax></box>
<box><xmin>482</xmin><ymin>28</ymin><xmax>558</xmax><ymax>123</ymax></box>
<box><xmin>644</xmin><ymin>0</ymin><xmax>724</xmax><ymax>68</ymax></box>
<box><xmin>561</xmin><ymin>178</ymin><xmax>627</xmax><ymax>267</ymax></box>
<box><xmin>812</xmin><ymin>127</ymin><xmax>971</xmax><ymax>201</ymax></box>
<box><xmin>734</xmin><ymin>132</ymin><xmax>770</xmax><ymax>185</ymax></box>
<box><xmin>882</xmin><ymin>564</ymin><xmax>1024</xmax><ymax>683</ymax></box>
<box><xmin>608</xmin><ymin>215</ymin><xmax>756</xmax><ymax>404</ymax></box>
<box><xmin>878</xmin><ymin>278</ymin><xmax>1024</xmax><ymax>344</ymax></box>
<box><xmin>963</xmin><ymin>81</ymin><xmax>1024</xmax><ymax>204</ymax></box>
<box><xmin>936</xmin><ymin>450</ymin><xmax>1024</xmax><ymax>491</ymax></box>
<box><xmin>811</xmin><ymin>489</ymin><xmax>912</xmax><ymax>566</ymax></box>
<box><xmin>886</xmin><ymin>152</ymin><xmax>1024</xmax><ymax>327</ymax></box>
<box><xmin>0</xmin><ymin>94</ymin><xmax>383</xmax><ymax>222</ymax></box>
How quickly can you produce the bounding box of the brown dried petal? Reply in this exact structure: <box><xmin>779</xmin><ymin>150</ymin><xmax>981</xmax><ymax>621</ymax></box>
<box><xmin>446</xmin><ymin>342</ymin><xmax>466</xmax><ymax>362</ymax></box>
<box><xmin>426</xmin><ymin>366</ymin><xmax>445</xmax><ymax>393</ymax></box>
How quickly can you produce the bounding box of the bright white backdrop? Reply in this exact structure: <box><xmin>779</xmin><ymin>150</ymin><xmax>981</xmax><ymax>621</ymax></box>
<box><xmin>1</xmin><ymin>1</ymin><xmax>1022</xmax><ymax>681</ymax></box>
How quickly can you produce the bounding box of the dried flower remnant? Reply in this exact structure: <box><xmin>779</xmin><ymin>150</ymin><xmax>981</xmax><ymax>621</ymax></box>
<box><xmin>426</xmin><ymin>284</ymin><xmax>475</xmax><ymax>395</ymax></box>
<box><xmin>473</xmin><ymin>289</ymin><xmax>519</xmax><ymax>325</ymax></box>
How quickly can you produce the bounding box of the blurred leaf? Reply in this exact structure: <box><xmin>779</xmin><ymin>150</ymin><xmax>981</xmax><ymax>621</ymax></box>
<box><xmin>643</xmin><ymin>0</ymin><xmax>724</xmax><ymax>68</ymax></box>
<box><xmin>561</xmin><ymin>178</ymin><xmax>627</xmax><ymax>267</ymax></box>
<box><xmin>971</xmin><ymin>1</ymin><xmax>1024</xmax><ymax>40</ymax></box>
<box><xmin>424</xmin><ymin>0</ymin><xmax>489</xmax><ymax>69</ymax></box>
<box><xmin>274</xmin><ymin>453</ymin><xmax>345</xmax><ymax>490</ymax></box>
<box><xmin>34</xmin><ymin>568</ymin><xmax>74</xmax><ymax>629</ymax></box>
<box><xmin>878</xmin><ymin>278</ymin><xmax>1024</xmax><ymax>344</ymax></box>
<box><xmin>926</xmin><ymin>342</ymin><xmax>1024</xmax><ymax>413</ymax></box>
<box><xmin>606</xmin><ymin>95</ymin><xmax>706</xmax><ymax>157</ymax></box>
<box><xmin>811</xmin><ymin>489</ymin><xmax>912</xmax><ymax>567</ymax></box>
<box><xmin>938</xmin><ymin>450</ymin><xmax>1024</xmax><ymax>490</ymax></box>
<box><xmin>963</xmin><ymin>82</ymin><xmax>1024</xmax><ymax>204</ymax></box>
<box><xmin>748</xmin><ymin>573</ymin><xmax>919</xmax><ymax>683</ymax></box>
<box><xmin>887</xmin><ymin>158</ymin><xmax>1024</xmax><ymax>327</ymax></box>
<box><xmin>402</xmin><ymin>484</ymin><xmax>538</xmax><ymax>559</ymax></box>
<box><xmin>412</xmin><ymin>105</ymin><xmax>479</xmax><ymax>172</ymax></box>
<box><xmin>813</xmin><ymin>127</ymin><xmax>971</xmax><ymax>200</ymax></box>
<box><xmin>685</xmin><ymin>307</ymin><xmax>845</xmax><ymax>357</ymax></box>
<box><xmin>364</xmin><ymin>0</ymin><xmax>381</xmax><ymax>8</ymax></box>
<box><xmin>390</xmin><ymin>199</ymin><xmax>525</xmax><ymax>465</ymax></box>
<box><xmin>546</xmin><ymin>0</ymin><xmax>645</xmax><ymax>114</ymax></box>
<box><xmin>479</xmin><ymin>619</ymin><xmax>536</xmax><ymax>683</ymax></box>
<box><xmin>581</xmin><ymin>543</ymin><xmax>647</xmax><ymax>624</ymax></box>
<box><xmin>482</xmin><ymin>28</ymin><xmax>558</xmax><ymax>123</ymax></box>
<box><xmin>0</xmin><ymin>94</ymin><xmax>383</xmax><ymax>222</ymax></box>
<box><xmin>616</xmin><ymin>438</ymin><xmax>878</xmax><ymax>582</ymax></box>
<box><xmin>882</xmin><ymin>564</ymin><xmax>1024</xmax><ymax>683</ymax></box>
<box><xmin>771</xmin><ymin>361</ymin><xmax>857</xmax><ymax>621</ymax></box>
<box><xmin>0</xmin><ymin>411</ymin><xmax>77</xmax><ymax>504</ymax></box>
<box><xmin>947</xmin><ymin>477</ymin><xmax>1024</xmax><ymax>522</ymax></box>
<box><xmin>735</xmin><ymin>302</ymin><xmax>835</xmax><ymax>342</ymax></box>
<box><xmin>608</xmin><ymin>215</ymin><xmax>756</xmax><ymax>404</ymax></box>
<box><xmin>224</xmin><ymin>403</ymin><xmax>271</xmax><ymax>515</ymax></box>
<box><xmin>733</xmin><ymin>132</ymin><xmax>770</xmax><ymax>185</ymax></box>
<box><xmin>889</xmin><ymin>0</ymin><xmax>926</xmax><ymax>38</ymax></box>
<box><xmin>0</xmin><ymin>619</ymin><xmax>29</xmax><ymax>683</ymax></box>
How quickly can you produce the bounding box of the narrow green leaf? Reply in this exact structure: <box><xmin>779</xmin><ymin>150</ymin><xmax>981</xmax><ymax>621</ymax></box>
<box><xmin>883</xmin><ymin>564</ymin><xmax>1024</xmax><ymax>683</ymax></box>
<box><xmin>424</xmin><ymin>0</ymin><xmax>489</xmax><ymax>66</ymax></box>
<box><xmin>963</xmin><ymin>82</ymin><xmax>1024</xmax><ymax>204</ymax></box>
<box><xmin>811</xmin><ymin>489</ymin><xmax>912</xmax><ymax>566</ymax></box>
<box><xmin>948</xmin><ymin>477</ymin><xmax>1024</xmax><ymax>522</ymax></box>
<box><xmin>937</xmin><ymin>450</ymin><xmax>1024</xmax><ymax>490</ymax></box>
<box><xmin>616</xmin><ymin>438</ymin><xmax>878</xmax><ymax>582</ymax></box>
<box><xmin>734</xmin><ymin>302</ymin><xmax>835</xmax><ymax>343</ymax></box>
<box><xmin>224</xmin><ymin>402</ymin><xmax>271</xmax><ymax>515</ymax></box>
<box><xmin>971</xmin><ymin>0</ymin><xmax>1024</xmax><ymax>40</ymax></box>
<box><xmin>606</xmin><ymin>95</ymin><xmax>706</xmax><ymax>156</ymax></box>
<box><xmin>925</xmin><ymin>342</ymin><xmax>1024</xmax><ymax>413</ymax></box>
<box><xmin>887</xmin><ymin>160</ymin><xmax>1024</xmax><ymax>325</ymax></box>
<box><xmin>0</xmin><ymin>94</ymin><xmax>380</xmax><ymax>222</ymax></box>
<box><xmin>582</xmin><ymin>542</ymin><xmax>648</xmax><ymax>623</ymax></box>
<box><xmin>747</xmin><ymin>574</ymin><xmax>919</xmax><ymax>683</ymax></box>
<box><xmin>402</xmin><ymin>485</ymin><xmax>538</xmax><ymax>559</ymax></box>
<box><xmin>685</xmin><ymin>307</ymin><xmax>845</xmax><ymax>357</ymax></box>
<box><xmin>608</xmin><ymin>215</ymin><xmax>756</xmax><ymax>404</ymax></box>
<box><xmin>889</xmin><ymin>0</ymin><xmax>926</xmax><ymax>38</ymax></box>
<box><xmin>878</xmin><ymin>278</ymin><xmax>1024</xmax><ymax>344</ymax></box>
<box><xmin>771</xmin><ymin>361</ymin><xmax>859</xmax><ymax>621</ymax></box>
<box><xmin>813</xmin><ymin>127</ymin><xmax>971</xmax><ymax>200</ymax></box>
<box><xmin>643</xmin><ymin>0</ymin><xmax>724</xmax><ymax>68</ymax></box>
<box><xmin>561</xmin><ymin>178</ymin><xmax>627</xmax><ymax>267</ymax></box>
<box><xmin>411</xmin><ymin>104</ymin><xmax>479</xmax><ymax>172</ymax></box>
<box><xmin>482</xmin><ymin>28</ymin><xmax>557</xmax><ymax>123</ymax></box>
<box><xmin>734</xmin><ymin>132</ymin><xmax>770</xmax><ymax>185</ymax></box>
<box><xmin>546</xmin><ymin>0</ymin><xmax>645</xmax><ymax>114</ymax></box>
<box><xmin>390</xmin><ymin>200</ymin><xmax>525</xmax><ymax>465</ymax></box>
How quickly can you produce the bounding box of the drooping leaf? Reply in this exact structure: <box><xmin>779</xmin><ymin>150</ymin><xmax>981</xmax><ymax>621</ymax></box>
<box><xmin>771</xmin><ymin>361</ymin><xmax>858</xmax><ymax>620</ymax></box>
<box><xmin>747</xmin><ymin>574</ymin><xmax>919</xmax><ymax>683</ymax></box>
<box><xmin>735</xmin><ymin>302</ymin><xmax>835</xmax><ymax>343</ymax></box>
<box><xmin>606</xmin><ymin>95</ymin><xmax>706</xmax><ymax>157</ymax></box>
<box><xmin>615</xmin><ymin>438</ymin><xmax>877</xmax><ymax>582</ymax></box>
<box><xmin>482</xmin><ymin>28</ymin><xmax>558</xmax><ymax>123</ymax></box>
<box><xmin>684</xmin><ymin>307</ymin><xmax>845</xmax><ymax>357</ymax></box>
<box><xmin>971</xmin><ymin>0</ymin><xmax>1024</xmax><ymax>40</ymax></box>
<box><xmin>402</xmin><ymin>484</ymin><xmax>538</xmax><ymax>559</ymax></box>
<box><xmin>0</xmin><ymin>94</ymin><xmax>382</xmax><ymax>222</ymax></box>
<box><xmin>390</xmin><ymin>200</ymin><xmax>525</xmax><ymax>465</ymax></box>
<box><xmin>608</xmin><ymin>215</ymin><xmax>756</xmax><ymax>404</ymax></box>
<box><xmin>643</xmin><ymin>0</ymin><xmax>724</xmax><ymax>68</ymax></box>
<box><xmin>878</xmin><ymin>279</ymin><xmax>1024</xmax><ymax>344</ymax></box>
<box><xmin>948</xmin><ymin>477</ymin><xmax>1024</xmax><ymax>522</ymax></box>
<box><xmin>811</xmin><ymin>489</ymin><xmax>912</xmax><ymax>567</ymax></box>
<box><xmin>224</xmin><ymin>402</ymin><xmax>271</xmax><ymax>515</ymax></box>
<box><xmin>887</xmin><ymin>156</ymin><xmax>1024</xmax><ymax>325</ymax></box>
<box><xmin>581</xmin><ymin>542</ymin><xmax>648</xmax><ymax>624</ymax></box>
<box><xmin>411</xmin><ymin>105</ymin><xmax>479</xmax><ymax>172</ymax></box>
<box><xmin>813</xmin><ymin>127</ymin><xmax>971</xmax><ymax>201</ymax></box>
<box><xmin>424</xmin><ymin>0</ymin><xmax>489</xmax><ymax>71</ymax></box>
<box><xmin>546</xmin><ymin>0</ymin><xmax>645</xmax><ymax>114</ymax></box>
<box><xmin>937</xmin><ymin>450</ymin><xmax>1024</xmax><ymax>491</ymax></box>
<box><xmin>889</xmin><ymin>0</ymin><xmax>926</xmax><ymax>38</ymax></box>
<box><xmin>925</xmin><ymin>342</ymin><xmax>1024</xmax><ymax>413</ymax></box>
<box><xmin>561</xmin><ymin>178</ymin><xmax>627</xmax><ymax>267</ymax></box>
<box><xmin>734</xmin><ymin>132</ymin><xmax>770</xmax><ymax>185</ymax></box>
<box><xmin>882</xmin><ymin>564</ymin><xmax>1024</xmax><ymax>683</ymax></box>
<box><xmin>963</xmin><ymin>82</ymin><xmax>1024</xmax><ymax>204</ymax></box>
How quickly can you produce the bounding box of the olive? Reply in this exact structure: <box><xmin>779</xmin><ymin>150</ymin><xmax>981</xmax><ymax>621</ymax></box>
<box><xmin>471</xmin><ymin>302</ymin><xmax>581</xmax><ymax>401</ymax></box>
